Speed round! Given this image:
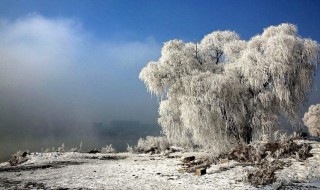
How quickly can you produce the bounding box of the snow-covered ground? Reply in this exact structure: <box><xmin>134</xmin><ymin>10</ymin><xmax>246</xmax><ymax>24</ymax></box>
<box><xmin>0</xmin><ymin>139</ymin><xmax>319</xmax><ymax>190</ymax></box>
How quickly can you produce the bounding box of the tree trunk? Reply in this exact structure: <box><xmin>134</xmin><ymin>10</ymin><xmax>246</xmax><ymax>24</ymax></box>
<box><xmin>242</xmin><ymin>126</ymin><xmax>253</xmax><ymax>144</ymax></box>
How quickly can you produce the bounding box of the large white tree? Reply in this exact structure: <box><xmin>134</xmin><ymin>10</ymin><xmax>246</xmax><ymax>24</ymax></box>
<box><xmin>140</xmin><ymin>24</ymin><xmax>319</xmax><ymax>150</ymax></box>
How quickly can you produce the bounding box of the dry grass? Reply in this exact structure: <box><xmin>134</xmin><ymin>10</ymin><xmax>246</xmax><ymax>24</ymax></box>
<box><xmin>226</xmin><ymin>139</ymin><xmax>313</xmax><ymax>187</ymax></box>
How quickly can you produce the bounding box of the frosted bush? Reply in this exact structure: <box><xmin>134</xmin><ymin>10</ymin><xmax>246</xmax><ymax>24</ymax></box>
<box><xmin>79</xmin><ymin>141</ymin><xmax>83</xmax><ymax>152</ymax></box>
<box><xmin>57</xmin><ymin>143</ymin><xmax>66</xmax><ymax>152</ymax></box>
<box><xmin>303</xmin><ymin>104</ymin><xmax>320</xmax><ymax>136</ymax></box>
<box><xmin>9</xmin><ymin>151</ymin><xmax>28</xmax><ymax>166</ymax></box>
<box><xmin>140</xmin><ymin>23</ymin><xmax>319</xmax><ymax>152</ymax></box>
<box><xmin>70</xmin><ymin>148</ymin><xmax>79</xmax><ymax>152</ymax></box>
<box><xmin>136</xmin><ymin>136</ymin><xmax>170</xmax><ymax>153</ymax></box>
<box><xmin>101</xmin><ymin>144</ymin><xmax>115</xmax><ymax>153</ymax></box>
<box><xmin>126</xmin><ymin>144</ymin><xmax>135</xmax><ymax>153</ymax></box>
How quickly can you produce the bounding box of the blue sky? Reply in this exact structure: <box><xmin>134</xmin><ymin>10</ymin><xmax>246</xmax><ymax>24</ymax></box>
<box><xmin>2</xmin><ymin>0</ymin><xmax>320</xmax><ymax>41</ymax></box>
<box><xmin>0</xmin><ymin>0</ymin><xmax>319</xmax><ymax>129</ymax></box>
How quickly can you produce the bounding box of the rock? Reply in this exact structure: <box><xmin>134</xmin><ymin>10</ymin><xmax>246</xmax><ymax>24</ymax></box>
<box><xmin>182</xmin><ymin>156</ymin><xmax>195</xmax><ymax>163</ymax></box>
<box><xmin>195</xmin><ymin>168</ymin><xmax>206</xmax><ymax>176</ymax></box>
<box><xmin>168</xmin><ymin>176</ymin><xmax>178</xmax><ymax>180</ymax></box>
<box><xmin>21</xmin><ymin>152</ymin><xmax>28</xmax><ymax>157</ymax></box>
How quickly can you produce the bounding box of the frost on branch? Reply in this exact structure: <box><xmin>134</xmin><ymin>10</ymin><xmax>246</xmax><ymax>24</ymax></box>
<box><xmin>140</xmin><ymin>23</ymin><xmax>319</xmax><ymax>152</ymax></box>
<box><xmin>303</xmin><ymin>104</ymin><xmax>320</xmax><ymax>136</ymax></box>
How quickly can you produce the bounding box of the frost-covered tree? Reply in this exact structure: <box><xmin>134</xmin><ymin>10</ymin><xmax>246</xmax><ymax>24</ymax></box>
<box><xmin>140</xmin><ymin>24</ymin><xmax>319</xmax><ymax>151</ymax></box>
<box><xmin>303</xmin><ymin>104</ymin><xmax>320</xmax><ymax>136</ymax></box>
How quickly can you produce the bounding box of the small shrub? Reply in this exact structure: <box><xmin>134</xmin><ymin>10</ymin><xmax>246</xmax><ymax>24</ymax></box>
<box><xmin>303</xmin><ymin>104</ymin><xmax>320</xmax><ymax>137</ymax></box>
<box><xmin>9</xmin><ymin>151</ymin><xmax>28</xmax><ymax>166</ymax></box>
<box><xmin>101</xmin><ymin>144</ymin><xmax>115</xmax><ymax>153</ymax></box>
<box><xmin>136</xmin><ymin>136</ymin><xmax>171</xmax><ymax>154</ymax></box>
<box><xmin>44</xmin><ymin>148</ymin><xmax>51</xmax><ymax>153</ymax></box>
<box><xmin>79</xmin><ymin>141</ymin><xmax>83</xmax><ymax>152</ymax></box>
<box><xmin>226</xmin><ymin>138</ymin><xmax>313</xmax><ymax>187</ymax></box>
<box><xmin>70</xmin><ymin>148</ymin><xmax>79</xmax><ymax>152</ymax></box>
<box><xmin>246</xmin><ymin>160</ymin><xmax>286</xmax><ymax>187</ymax></box>
<box><xmin>57</xmin><ymin>143</ymin><xmax>66</xmax><ymax>153</ymax></box>
<box><xmin>127</xmin><ymin>144</ymin><xmax>134</xmax><ymax>153</ymax></box>
<box><xmin>228</xmin><ymin>139</ymin><xmax>312</xmax><ymax>163</ymax></box>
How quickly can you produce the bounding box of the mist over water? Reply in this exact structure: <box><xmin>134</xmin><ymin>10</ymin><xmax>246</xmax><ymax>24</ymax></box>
<box><xmin>0</xmin><ymin>15</ymin><xmax>161</xmax><ymax>162</ymax></box>
<box><xmin>0</xmin><ymin>120</ymin><xmax>161</xmax><ymax>162</ymax></box>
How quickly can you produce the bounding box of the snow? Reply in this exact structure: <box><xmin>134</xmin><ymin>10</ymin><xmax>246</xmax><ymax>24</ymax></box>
<box><xmin>0</xmin><ymin>139</ymin><xmax>320</xmax><ymax>189</ymax></box>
